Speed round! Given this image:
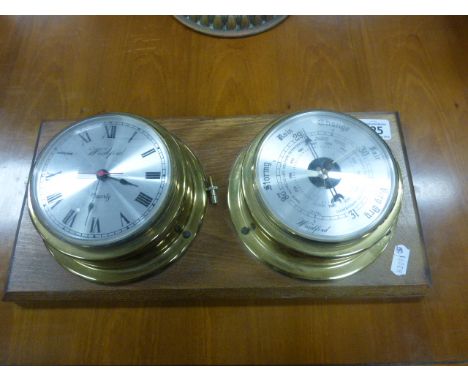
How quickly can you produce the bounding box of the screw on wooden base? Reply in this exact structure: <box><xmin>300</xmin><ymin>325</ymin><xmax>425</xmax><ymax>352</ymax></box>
<box><xmin>206</xmin><ymin>176</ymin><xmax>219</xmax><ymax>205</ymax></box>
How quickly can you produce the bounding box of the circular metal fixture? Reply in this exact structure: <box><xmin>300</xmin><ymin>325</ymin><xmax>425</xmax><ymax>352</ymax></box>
<box><xmin>28</xmin><ymin>113</ymin><xmax>208</xmax><ymax>284</ymax></box>
<box><xmin>174</xmin><ymin>15</ymin><xmax>288</xmax><ymax>38</ymax></box>
<box><xmin>228</xmin><ymin>110</ymin><xmax>403</xmax><ymax>280</ymax></box>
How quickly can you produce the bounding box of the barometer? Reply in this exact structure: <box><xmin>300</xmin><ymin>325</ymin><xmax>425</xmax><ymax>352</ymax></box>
<box><xmin>28</xmin><ymin>113</ymin><xmax>209</xmax><ymax>284</ymax></box>
<box><xmin>228</xmin><ymin>110</ymin><xmax>403</xmax><ymax>280</ymax></box>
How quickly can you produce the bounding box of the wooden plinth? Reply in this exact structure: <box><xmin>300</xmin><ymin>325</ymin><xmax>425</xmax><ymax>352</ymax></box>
<box><xmin>4</xmin><ymin>112</ymin><xmax>430</xmax><ymax>302</ymax></box>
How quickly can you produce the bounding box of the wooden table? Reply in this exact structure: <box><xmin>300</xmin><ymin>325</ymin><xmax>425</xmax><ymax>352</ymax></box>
<box><xmin>0</xmin><ymin>16</ymin><xmax>466</xmax><ymax>365</ymax></box>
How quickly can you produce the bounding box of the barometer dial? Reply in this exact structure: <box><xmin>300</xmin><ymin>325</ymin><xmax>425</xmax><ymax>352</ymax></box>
<box><xmin>253</xmin><ymin>111</ymin><xmax>398</xmax><ymax>242</ymax></box>
<box><xmin>228</xmin><ymin>110</ymin><xmax>403</xmax><ymax>280</ymax></box>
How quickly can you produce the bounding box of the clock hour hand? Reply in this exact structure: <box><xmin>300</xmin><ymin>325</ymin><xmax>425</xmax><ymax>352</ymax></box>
<box><xmin>93</xmin><ymin>169</ymin><xmax>138</xmax><ymax>187</ymax></box>
<box><xmin>107</xmin><ymin>176</ymin><xmax>138</xmax><ymax>187</ymax></box>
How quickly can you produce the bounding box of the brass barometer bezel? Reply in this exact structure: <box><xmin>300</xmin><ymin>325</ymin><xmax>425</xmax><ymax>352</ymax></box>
<box><xmin>228</xmin><ymin>110</ymin><xmax>403</xmax><ymax>280</ymax></box>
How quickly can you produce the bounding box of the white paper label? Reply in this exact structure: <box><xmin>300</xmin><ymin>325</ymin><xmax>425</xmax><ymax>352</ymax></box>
<box><xmin>360</xmin><ymin>119</ymin><xmax>392</xmax><ymax>140</ymax></box>
<box><xmin>391</xmin><ymin>244</ymin><xmax>411</xmax><ymax>276</ymax></box>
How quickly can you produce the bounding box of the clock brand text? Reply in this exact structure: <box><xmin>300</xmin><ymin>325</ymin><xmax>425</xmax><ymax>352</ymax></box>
<box><xmin>88</xmin><ymin>147</ymin><xmax>125</xmax><ymax>157</ymax></box>
<box><xmin>91</xmin><ymin>192</ymin><xmax>111</xmax><ymax>201</ymax></box>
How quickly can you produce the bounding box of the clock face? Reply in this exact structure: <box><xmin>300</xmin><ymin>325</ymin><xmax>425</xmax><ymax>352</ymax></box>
<box><xmin>30</xmin><ymin>114</ymin><xmax>172</xmax><ymax>247</ymax></box>
<box><xmin>254</xmin><ymin>111</ymin><xmax>398</xmax><ymax>242</ymax></box>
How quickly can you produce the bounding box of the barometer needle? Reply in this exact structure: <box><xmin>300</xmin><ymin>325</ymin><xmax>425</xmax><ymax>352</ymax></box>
<box><xmin>327</xmin><ymin>147</ymin><xmax>361</xmax><ymax>169</ymax></box>
<box><xmin>307</xmin><ymin>169</ymin><xmax>322</xmax><ymax>177</ymax></box>
<box><xmin>329</xmin><ymin>186</ymin><xmax>344</xmax><ymax>205</ymax></box>
<box><xmin>302</xmin><ymin>129</ymin><xmax>319</xmax><ymax>159</ymax></box>
<box><xmin>307</xmin><ymin>170</ymin><xmax>344</xmax><ymax>180</ymax></box>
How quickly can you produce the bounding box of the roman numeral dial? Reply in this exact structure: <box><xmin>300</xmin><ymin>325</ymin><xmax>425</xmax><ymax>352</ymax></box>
<box><xmin>31</xmin><ymin>114</ymin><xmax>172</xmax><ymax>247</ymax></box>
<box><xmin>120</xmin><ymin>212</ymin><xmax>130</xmax><ymax>226</ymax></box>
<box><xmin>141</xmin><ymin>148</ymin><xmax>156</xmax><ymax>158</ymax></box>
<box><xmin>90</xmin><ymin>217</ymin><xmax>101</xmax><ymax>233</ymax></box>
<box><xmin>62</xmin><ymin>209</ymin><xmax>78</xmax><ymax>227</ymax></box>
<box><xmin>145</xmin><ymin>171</ymin><xmax>161</xmax><ymax>179</ymax></box>
<box><xmin>47</xmin><ymin>192</ymin><xmax>62</xmax><ymax>204</ymax></box>
<box><xmin>135</xmin><ymin>192</ymin><xmax>153</xmax><ymax>207</ymax></box>
<box><xmin>78</xmin><ymin>131</ymin><xmax>92</xmax><ymax>143</ymax></box>
<box><xmin>105</xmin><ymin>125</ymin><xmax>116</xmax><ymax>139</ymax></box>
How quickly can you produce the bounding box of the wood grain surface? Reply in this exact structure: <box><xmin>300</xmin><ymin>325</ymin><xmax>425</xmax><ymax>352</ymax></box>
<box><xmin>0</xmin><ymin>16</ymin><xmax>466</xmax><ymax>365</ymax></box>
<box><xmin>4</xmin><ymin>113</ymin><xmax>430</xmax><ymax>301</ymax></box>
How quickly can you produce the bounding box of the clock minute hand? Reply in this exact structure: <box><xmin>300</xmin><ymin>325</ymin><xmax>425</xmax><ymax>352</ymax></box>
<box><xmin>85</xmin><ymin>201</ymin><xmax>95</xmax><ymax>226</ymax></box>
<box><xmin>85</xmin><ymin>180</ymin><xmax>101</xmax><ymax>225</ymax></box>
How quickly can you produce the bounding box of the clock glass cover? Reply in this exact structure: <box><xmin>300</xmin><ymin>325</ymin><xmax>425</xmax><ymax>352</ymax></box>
<box><xmin>30</xmin><ymin>114</ymin><xmax>172</xmax><ymax>247</ymax></box>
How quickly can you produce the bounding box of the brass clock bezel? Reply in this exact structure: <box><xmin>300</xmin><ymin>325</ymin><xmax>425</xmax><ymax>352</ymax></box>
<box><xmin>27</xmin><ymin>113</ymin><xmax>208</xmax><ymax>284</ymax></box>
